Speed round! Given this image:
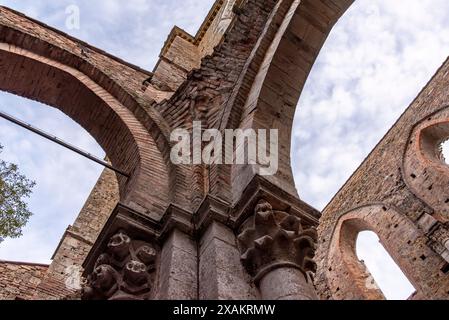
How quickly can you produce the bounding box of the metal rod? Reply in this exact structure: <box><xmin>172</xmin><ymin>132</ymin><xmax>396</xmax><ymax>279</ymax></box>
<box><xmin>0</xmin><ymin>110</ymin><xmax>130</xmax><ymax>178</ymax></box>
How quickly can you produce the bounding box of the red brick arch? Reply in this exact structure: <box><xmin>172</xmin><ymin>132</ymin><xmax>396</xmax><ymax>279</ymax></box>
<box><xmin>0</xmin><ymin>9</ymin><xmax>176</xmax><ymax>216</ymax></box>
<box><xmin>221</xmin><ymin>0</ymin><xmax>354</xmax><ymax>201</ymax></box>
<box><xmin>403</xmin><ymin>107</ymin><xmax>449</xmax><ymax>223</ymax></box>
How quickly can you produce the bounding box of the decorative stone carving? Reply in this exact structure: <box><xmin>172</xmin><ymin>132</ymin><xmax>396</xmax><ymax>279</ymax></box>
<box><xmin>237</xmin><ymin>200</ymin><xmax>318</xmax><ymax>283</ymax></box>
<box><xmin>82</xmin><ymin>231</ymin><xmax>157</xmax><ymax>300</ymax></box>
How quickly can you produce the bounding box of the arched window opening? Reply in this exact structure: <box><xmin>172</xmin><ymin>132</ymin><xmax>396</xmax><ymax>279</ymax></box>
<box><xmin>356</xmin><ymin>231</ymin><xmax>415</xmax><ymax>300</ymax></box>
<box><xmin>0</xmin><ymin>92</ymin><xmax>105</xmax><ymax>263</ymax></box>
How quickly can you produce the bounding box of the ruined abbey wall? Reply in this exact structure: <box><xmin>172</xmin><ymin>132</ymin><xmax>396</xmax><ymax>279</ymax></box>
<box><xmin>0</xmin><ymin>261</ymin><xmax>48</xmax><ymax>300</ymax></box>
<box><xmin>315</xmin><ymin>58</ymin><xmax>449</xmax><ymax>300</ymax></box>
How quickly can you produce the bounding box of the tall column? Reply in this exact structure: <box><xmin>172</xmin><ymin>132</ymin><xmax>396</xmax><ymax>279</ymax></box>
<box><xmin>259</xmin><ymin>268</ymin><xmax>316</xmax><ymax>300</ymax></box>
<box><xmin>237</xmin><ymin>200</ymin><xmax>318</xmax><ymax>300</ymax></box>
<box><xmin>198</xmin><ymin>222</ymin><xmax>259</xmax><ymax>300</ymax></box>
<box><xmin>157</xmin><ymin>230</ymin><xmax>198</xmax><ymax>300</ymax></box>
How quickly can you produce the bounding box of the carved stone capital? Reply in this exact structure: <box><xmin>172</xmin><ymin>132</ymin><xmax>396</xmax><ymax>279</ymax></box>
<box><xmin>82</xmin><ymin>231</ymin><xmax>157</xmax><ymax>300</ymax></box>
<box><xmin>237</xmin><ymin>200</ymin><xmax>318</xmax><ymax>283</ymax></box>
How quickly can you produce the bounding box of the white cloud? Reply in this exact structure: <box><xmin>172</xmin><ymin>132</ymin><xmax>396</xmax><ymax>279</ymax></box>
<box><xmin>0</xmin><ymin>96</ymin><xmax>104</xmax><ymax>263</ymax></box>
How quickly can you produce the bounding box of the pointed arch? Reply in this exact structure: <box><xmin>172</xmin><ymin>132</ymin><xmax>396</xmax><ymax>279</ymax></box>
<box><xmin>321</xmin><ymin>205</ymin><xmax>440</xmax><ymax>300</ymax></box>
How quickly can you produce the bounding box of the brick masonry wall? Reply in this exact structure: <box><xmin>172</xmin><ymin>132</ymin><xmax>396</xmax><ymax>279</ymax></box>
<box><xmin>197</xmin><ymin>0</ymin><xmax>238</xmax><ymax>58</ymax></box>
<box><xmin>0</xmin><ymin>261</ymin><xmax>48</xmax><ymax>300</ymax></box>
<box><xmin>151</xmin><ymin>36</ymin><xmax>200</xmax><ymax>92</ymax></box>
<box><xmin>151</xmin><ymin>0</ymin><xmax>238</xmax><ymax>93</ymax></box>
<box><xmin>154</xmin><ymin>0</ymin><xmax>279</xmax><ymax>207</ymax></box>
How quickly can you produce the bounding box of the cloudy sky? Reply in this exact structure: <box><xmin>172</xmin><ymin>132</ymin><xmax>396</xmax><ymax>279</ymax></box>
<box><xmin>0</xmin><ymin>0</ymin><xmax>448</xmax><ymax>300</ymax></box>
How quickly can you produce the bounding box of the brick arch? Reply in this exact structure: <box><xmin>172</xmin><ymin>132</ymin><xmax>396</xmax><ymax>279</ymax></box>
<box><xmin>0</xmin><ymin>6</ymin><xmax>185</xmax><ymax>215</ymax></box>
<box><xmin>316</xmin><ymin>204</ymin><xmax>445</xmax><ymax>300</ymax></box>
<box><xmin>222</xmin><ymin>0</ymin><xmax>354</xmax><ymax>201</ymax></box>
<box><xmin>403</xmin><ymin>107</ymin><xmax>449</xmax><ymax>223</ymax></box>
<box><xmin>0</xmin><ymin>42</ymin><xmax>170</xmax><ymax>216</ymax></box>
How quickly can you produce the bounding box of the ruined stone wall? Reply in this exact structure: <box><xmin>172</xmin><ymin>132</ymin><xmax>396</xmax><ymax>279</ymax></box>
<box><xmin>0</xmin><ymin>0</ymin><xmax>244</xmax><ymax>300</ymax></box>
<box><xmin>315</xmin><ymin>58</ymin><xmax>449</xmax><ymax>300</ymax></box>
<box><xmin>0</xmin><ymin>261</ymin><xmax>48</xmax><ymax>300</ymax></box>
<box><xmin>150</xmin><ymin>0</ymin><xmax>238</xmax><ymax>93</ymax></box>
<box><xmin>197</xmin><ymin>0</ymin><xmax>238</xmax><ymax>57</ymax></box>
<box><xmin>154</xmin><ymin>0</ymin><xmax>281</xmax><ymax>208</ymax></box>
<box><xmin>151</xmin><ymin>34</ymin><xmax>200</xmax><ymax>91</ymax></box>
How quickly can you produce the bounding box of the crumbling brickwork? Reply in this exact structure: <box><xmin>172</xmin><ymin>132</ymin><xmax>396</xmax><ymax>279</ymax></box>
<box><xmin>151</xmin><ymin>0</ymin><xmax>239</xmax><ymax>92</ymax></box>
<box><xmin>0</xmin><ymin>261</ymin><xmax>48</xmax><ymax>300</ymax></box>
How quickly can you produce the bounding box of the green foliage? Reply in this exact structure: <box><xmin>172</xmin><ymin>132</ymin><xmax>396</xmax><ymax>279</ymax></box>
<box><xmin>0</xmin><ymin>144</ymin><xmax>35</xmax><ymax>243</ymax></box>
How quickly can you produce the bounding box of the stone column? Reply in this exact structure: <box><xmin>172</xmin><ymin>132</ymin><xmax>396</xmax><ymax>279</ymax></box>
<box><xmin>237</xmin><ymin>200</ymin><xmax>318</xmax><ymax>300</ymax></box>
<box><xmin>259</xmin><ymin>268</ymin><xmax>317</xmax><ymax>300</ymax></box>
<box><xmin>199</xmin><ymin>222</ymin><xmax>259</xmax><ymax>300</ymax></box>
<box><xmin>157</xmin><ymin>230</ymin><xmax>197</xmax><ymax>300</ymax></box>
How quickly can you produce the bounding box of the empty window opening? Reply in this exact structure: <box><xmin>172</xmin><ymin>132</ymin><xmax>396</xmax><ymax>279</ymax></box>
<box><xmin>356</xmin><ymin>231</ymin><xmax>415</xmax><ymax>300</ymax></box>
<box><xmin>441</xmin><ymin>140</ymin><xmax>449</xmax><ymax>165</ymax></box>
